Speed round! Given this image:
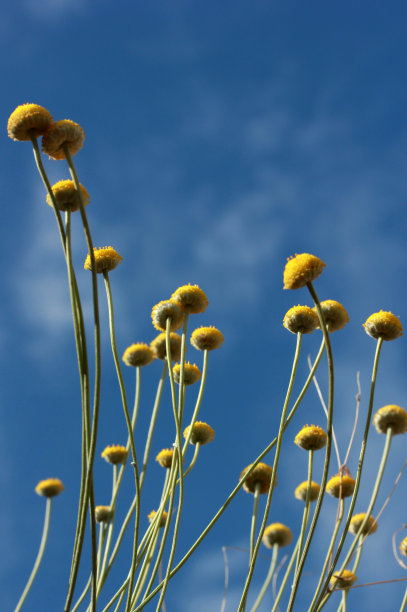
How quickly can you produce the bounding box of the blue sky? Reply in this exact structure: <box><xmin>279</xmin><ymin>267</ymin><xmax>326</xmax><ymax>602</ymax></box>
<box><xmin>2</xmin><ymin>1</ymin><xmax>407</xmax><ymax>610</ymax></box>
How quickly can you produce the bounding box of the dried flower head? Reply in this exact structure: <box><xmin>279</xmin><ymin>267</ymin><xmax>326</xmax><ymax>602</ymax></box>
<box><xmin>283</xmin><ymin>305</ymin><xmax>319</xmax><ymax>334</ymax></box>
<box><xmin>46</xmin><ymin>179</ymin><xmax>90</xmax><ymax>213</ymax></box>
<box><xmin>349</xmin><ymin>513</ymin><xmax>378</xmax><ymax>536</ymax></box>
<box><xmin>156</xmin><ymin>448</ymin><xmax>174</xmax><ymax>469</ymax></box>
<box><xmin>122</xmin><ymin>343</ymin><xmax>154</xmax><ymax>367</ymax></box>
<box><xmin>95</xmin><ymin>506</ymin><xmax>113</xmax><ymax>523</ymax></box>
<box><xmin>173</xmin><ymin>362</ymin><xmax>201</xmax><ymax>385</ymax></box>
<box><xmin>150</xmin><ymin>332</ymin><xmax>182</xmax><ymax>361</ymax></box>
<box><xmin>294</xmin><ymin>425</ymin><xmax>327</xmax><ymax>451</ymax></box>
<box><xmin>191</xmin><ymin>326</ymin><xmax>224</xmax><ymax>351</ymax></box>
<box><xmin>294</xmin><ymin>481</ymin><xmax>320</xmax><ymax>502</ymax></box>
<box><xmin>151</xmin><ymin>300</ymin><xmax>184</xmax><ymax>332</ymax></box>
<box><xmin>171</xmin><ymin>284</ymin><xmax>209</xmax><ymax>314</ymax></box>
<box><xmin>35</xmin><ymin>478</ymin><xmax>64</xmax><ymax>498</ymax></box>
<box><xmin>330</xmin><ymin>569</ymin><xmax>357</xmax><ymax>590</ymax></box>
<box><xmin>42</xmin><ymin>119</ymin><xmax>85</xmax><ymax>159</ymax></box>
<box><xmin>8</xmin><ymin>103</ymin><xmax>53</xmax><ymax>141</ymax></box>
<box><xmin>326</xmin><ymin>474</ymin><xmax>355</xmax><ymax>498</ymax></box>
<box><xmin>148</xmin><ymin>510</ymin><xmax>169</xmax><ymax>528</ymax></box>
<box><xmin>399</xmin><ymin>537</ymin><xmax>407</xmax><ymax>556</ymax></box>
<box><xmin>84</xmin><ymin>246</ymin><xmax>123</xmax><ymax>274</ymax></box>
<box><xmin>283</xmin><ymin>253</ymin><xmax>326</xmax><ymax>290</ymax></box>
<box><xmin>240</xmin><ymin>462</ymin><xmax>276</xmax><ymax>495</ymax></box>
<box><xmin>101</xmin><ymin>445</ymin><xmax>128</xmax><ymax>465</ymax></box>
<box><xmin>363</xmin><ymin>311</ymin><xmax>403</xmax><ymax>341</ymax></box>
<box><xmin>262</xmin><ymin>523</ymin><xmax>293</xmax><ymax>548</ymax></box>
<box><xmin>183</xmin><ymin>421</ymin><xmax>215</xmax><ymax>445</ymax></box>
<box><xmin>373</xmin><ymin>405</ymin><xmax>407</xmax><ymax>435</ymax></box>
<box><xmin>314</xmin><ymin>300</ymin><xmax>349</xmax><ymax>332</ymax></box>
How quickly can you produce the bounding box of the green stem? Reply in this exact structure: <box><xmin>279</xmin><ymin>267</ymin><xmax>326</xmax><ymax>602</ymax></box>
<box><xmin>399</xmin><ymin>586</ymin><xmax>407</xmax><ymax>612</ymax></box>
<box><xmin>271</xmin><ymin>540</ymin><xmax>300</xmax><ymax>612</ymax></box>
<box><xmin>249</xmin><ymin>485</ymin><xmax>261</xmax><ymax>564</ymax></box>
<box><xmin>295</xmin><ymin>450</ymin><xmax>314</xmax><ymax>573</ymax></box>
<box><xmin>250</xmin><ymin>544</ymin><xmax>279</xmax><ymax>612</ymax></box>
<box><xmin>182</xmin><ymin>350</ymin><xmax>208</xmax><ymax>454</ymax></box>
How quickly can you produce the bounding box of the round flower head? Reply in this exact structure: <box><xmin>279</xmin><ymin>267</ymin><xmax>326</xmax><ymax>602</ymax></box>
<box><xmin>283</xmin><ymin>305</ymin><xmax>319</xmax><ymax>334</ymax></box>
<box><xmin>326</xmin><ymin>474</ymin><xmax>355</xmax><ymax>499</ymax></box>
<box><xmin>262</xmin><ymin>523</ymin><xmax>292</xmax><ymax>548</ymax></box>
<box><xmin>173</xmin><ymin>362</ymin><xmax>201</xmax><ymax>385</ymax></box>
<box><xmin>84</xmin><ymin>246</ymin><xmax>123</xmax><ymax>274</ymax></box>
<box><xmin>314</xmin><ymin>300</ymin><xmax>349</xmax><ymax>332</ymax></box>
<box><xmin>101</xmin><ymin>444</ymin><xmax>128</xmax><ymax>465</ymax></box>
<box><xmin>330</xmin><ymin>569</ymin><xmax>357</xmax><ymax>590</ymax></box>
<box><xmin>191</xmin><ymin>326</ymin><xmax>224</xmax><ymax>351</ymax></box>
<box><xmin>399</xmin><ymin>537</ymin><xmax>407</xmax><ymax>557</ymax></box>
<box><xmin>8</xmin><ymin>103</ymin><xmax>53</xmax><ymax>141</ymax></box>
<box><xmin>95</xmin><ymin>506</ymin><xmax>113</xmax><ymax>523</ymax></box>
<box><xmin>151</xmin><ymin>300</ymin><xmax>184</xmax><ymax>332</ymax></box>
<box><xmin>295</xmin><ymin>425</ymin><xmax>327</xmax><ymax>451</ymax></box>
<box><xmin>373</xmin><ymin>404</ymin><xmax>407</xmax><ymax>435</ymax></box>
<box><xmin>363</xmin><ymin>311</ymin><xmax>403</xmax><ymax>341</ymax></box>
<box><xmin>349</xmin><ymin>513</ymin><xmax>378</xmax><ymax>536</ymax></box>
<box><xmin>46</xmin><ymin>179</ymin><xmax>90</xmax><ymax>213</ymax></box>
<box><xmin>294</xmin><ymin>481</ymin><xmax>320</xmax><ymax>502</ymax></box>
<box><xmin>283</xmin><ymin>253</ymin><xmax>326</xmax><ymax>290</ymax></box>
<box><xmin>122</xmin><ymin>343</ymin><xmax>154</xmax><ymax>367</ymax></box>
<box><xmin>171</xmin><ymin>284</ymin><xmax>209</xmax><ymax>314</ymax></box>
<box><xmin>240</xmin><ymin>462</ymin><xmax>276</xmax><ymax>495</ymax></box>
<box><xmin>150</xmin><ymin>332</ymin><xmax>182</xmax><ymax>361</ymax></box>
<box><xmin>42</xmin><ymin>119</ymin><xmax>85</xmax><ymax>159</ymax></box>
<box><xmin>156</xmin><ymin>448</ymin><xmax>174</xmax><ymax>469</ymax></box>
<box><xmin>148</xmin><ymin>510</ymin><xmax>169</xmax><ymax>528</ymax></box>
<box><xmin>183</xmin><ymin>421</ymin><xmax>215</xmax><ymax>445</ymax></box>
<box><xmin>35</xmin><ymin>478</ymin><xmax>64</xmax><ymax>498</ymax></box>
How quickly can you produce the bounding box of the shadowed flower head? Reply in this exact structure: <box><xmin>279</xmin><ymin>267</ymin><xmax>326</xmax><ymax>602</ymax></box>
<box><xmin>262</xmin><ymin>523</ymin><xmax>292</xmax><ymax>548</ymax></box>
<box><xmin>330</xmin><ymin>569</ymin><xmax>357</xmax><ymax>590</ymax></box>
<box><xmin>283</xmin><ymin>253</ymin><xmax>326</xmax><ymax>290</ymax></box>
<box><xmin>295</xmin><ymin>425</ymin><xmax>327</xmax><ymax>451</ymax></box>
<box><xmin>183</xmin><ymin>421</ymin><xmax>215</xmax><ymax>445</ymax></box>
<box><xmin>84</xmin><ymin>246</ymin><xmax>123</xmax><ymax>274</ymax></box>
<box><xmin>46</xmin><ymin>179</ymin><xmax>90</xmax><ymax>213</ymax></box>
<box><xmin>349</xmin><ymin>513</ymin><xmax>378</xmax><ymax>536</ymax></box>
<box><xmin>326</xmin><ymin>473</ymin><xmax>355</xmax><ymax>498</ymax></box>
<box><xmin>150</xmin><ymin>332</ymin><xmax>182</xmax><ymax>361</ymax></box>
<box><xmin>8</xmin><ymin>103</ymin><xmax>53</xmax><ymax>141</ymax></box>
<box><xmin>122</xmin><ymin>343</ymin><xmax>154</xmax><ymax>367</ymax></box>
<box><xmin>173</xmin><ymin>362</ymin><xmax>201</xmax><ymax>385</ymax></box>
<box><xmin>35</xmin><ymin>478</ymin><xmax>64</xmax><ymax>498</ymax></box>
<box><xmin>191</xmin><ymin>326</ymin><xmax>224</xmax><ymax>351</ymax></box>
<box><xmin>373</xmin><ymin>405</ymin><xmax>407</xmax><ymax>435</ymax></box>
<box><xmin>148</xmin><ymin>510</ymin><xmax>169</xmax><ymax>528</ymax></box>
<box><xmin>151</xmin><ymin>300</ymin><xmax>184</xmax><ymax>332</ymax></box>
<box><xmin>156</xmin><ymin>448</ymin><xmax>174</xmax><ymax>468</ymax></box>
<box><xmin>95</xmin><ymin>506</ymin><xmax>113</xmax><ymax>523</ymax></box>
<box><xmin>314</xmin><ymin>300</ymin><xmax>349</xmax><ymax>332</ymax></box>
<box><xmin>363</xmin><ymin>311</ymin><xmax>403</xmax><ymax>341</ymax></box>
<box><xmin>42</xmin><ymin>119</ymin><xmax>85</xmax><ymax>159</ymax></box>
<box><xmin>294</xmin><ymin>481</ymin><xmax>320</xmax><ymax>502</ymax></box>
<box><xmin>240</xmin><ymin>462</ymin><xmax>276</xmax><ymax>494</ymax></box>
<box><xmin>171</xmin><ymin>284</ymin><xmax>209</xmax><ymax>314</ymax></box>
<box><xmin>283</xmin><ymin>305</ymin><xmax>319</xmax><ymax>334</ymax></box>
<box><xmin>101</xmin><ymin>445</ymin><xmax>128</xmax><ymax>465</ymax></box>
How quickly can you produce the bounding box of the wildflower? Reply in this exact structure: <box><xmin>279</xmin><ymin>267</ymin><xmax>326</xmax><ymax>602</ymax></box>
<box><xmin>171</xmin><ymin>284</ymin><xmax>208</xmax><ymax>314</ymax></box>
<box><xmin>122</xmin><ymin>343</ymin><xmax>154</xmax><ymax>367</ymax></box>
<box><xmin>294</xmin><ymin>481</ymin><xmax>320</xmax><ymax>502</ymax></box>
<box><xmin>150</xmin><ymin>332</ymin><xmax>182</xmax><ymax>361</ymax></box>
<box><xmin>373</xmin><ymin>405</ymin><xmax>407</xmax><ymax>435</ymax></box>
<box><xmin>314</xmin><ymin>300</ymin><xmax>349</xmax><ymax>332</ymax></box>
<box><xmin>240</xmin><ymin>462</ymin><xmax>276</xmax><ymax>494</ymax></box>
<box><xmin>349</xmin><ymin>513</ymin><xmax>378</xmax><ymax>536</ymax></box>
<box><xmin>326</xmin><ymin>474</ymin><xmax>355</xmax><ymax>498</ymax></box>
<box><xmin>46</xmin><ymin>179</ymin><xmax>90</xmax><ymax>213</ymax></box>
<box><xmin>363</xmin><ymin>311</ymin><xmax>403</xmax><ymax>341</ymax></box>
<box><xmin>84</xmin><ymin>246</ymin><xmax>123</xmax><ymax>274</ymax></box>
<box><xmin>8</xmin><ymin>103</ymin><xmax>53</xmax><ymax>141</ymax></box>
<box><xmin>151</xmin><ymin>300</ymin><xmax>184</xmax><ymax>332</ymax></box>
<box><xmin>399</xmin><ymin>537</ymin><xmax>407</xmax><ymax>556</ymax></box>
<box><xmin>294</xmin><ymin>425</ymin><xmax>327</xmax><ymax>451</ymax></box>
<box><xmin>101</xmin><ymin>445</ymin><xmax>128</xmax><ymax>465</ymax></box>
<box><xmin>95</xmin><ymin>506</ymin><xmax>113</xmax><ymax>523</ymax></box>
<box><xmin>283</xmin><ymin>253</ymin><xmax>326</xmax><ymax>290</ymax></box>
<box><xmin>35</xmin><ymin>478</ymin><xmax>64</xmax><ymax>498</ymax></box>
<box><xmin>283</xmin><ymin>305</ymin><xmax>319</xmax><ymax>334</ymax></box>
<box><xmin>42</xmin><ymin>119</ymin><xmax>85</xmax><ymax>159</ymax></box>
<box><xmin>262</xmin><ymin>523</ymin><xmax>293</xmax><ymax>548</ymax></box>
<box><xmin>156</xmin><ymin>448</ymin><xmax>174</xmax><ymax>468</ymax></box>
<box><xmin>191</xmin><ymin>326</ymin><xmax>224</xmax><ymax>351</ymax></box>
<box><xmin>173</xmin><ymin>362</ymin><xmax>201</xmax><ymax>385</ymax></box>
<box><xmin>330</xmin><ymin>569</ymin><xmax>357</xmax><ymax>590</ymax></box>
<box><xmin>148</xmin><ymin>510</ymin><xmax>169</xmax><ymax>528</ymax></box>
<box><xmin>183</xmin><ymin>421</ymin><xmax>215</xmax><ymax>445</ymax></box>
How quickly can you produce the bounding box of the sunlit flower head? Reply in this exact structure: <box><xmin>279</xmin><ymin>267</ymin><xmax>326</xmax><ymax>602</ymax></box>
<box><xmin>173</xmin><ymin>362</ymin><xmax>201</xmax><ymax>385</ymax></box>
<box><xmin>122</xmin><ymin>343</ymin><xmax>154</xmax><ymax>367</ymax></box>
<box><xmin>95</xmin><ymin>506</ymin><xmax>113</xmax><ymax>523</ymax></box>
<box><xmin>171</xmin><ymin>284</ymin><xmax>209</xmax><ymax>314</ymax></box>
<box><xmin>46</xmin><ymin>179</ymin><xmax>90</xmax><ymax>213</ymax></box>
<box><xmin>148</xmin><ymin>510</ymin><xmax>169</xmax><ymax>528</ymax></box>
<box><xmin>399</xmin><ymin>537</ymin><xmax>407</xmax><ymax>557</ymax></box>
<box><xmin>8</xmin><ymin>103</ymin><xmax>53</xmax><ymax>141</ymax></box>
<box><xmin>283</xmin><ymin>253</ymin><xmax>326</xmax><ymax>290</ymax></box>
<box><xmin>283</xmin><ymin>305</ymin><xmax>319</xmax><ymax>334</ymax></box>
<box><xmin>156</xmin><ymin>448</ymin><xmax>174</xmax><ymax>468</ymax></box>
<box><xmin>84</xmin><ymin>246</ymin><xmax>123</xmax><ymax>274</ymax></box>
<box><xmin>373</xmin><ymin>405</ymin><xmax>407</xmax><ymax>435</ymax></box>
<box><xmin>183</xmin><ymin>421</ymin><xmax>215</xmax><ymax>445</ymax></box>
<box><xmin>190</xmin><ymin>326</ymin><xmax>224</xmax><ymax>351</ymax></box>
<box><xmin>326</xmin><ymin>473</ymin><xmax>355</xmax><ymax>498</ymax></box>
<box><xmin>101</xmin><ymin>444</ymin><xmax>128</xmax><ymax>465</ymax></box>
<box><xmin>330</xmin><ymin>569</ymin><xmax>357</xmax><ymax>590</ymax></box>
<box><xmin>240</xmin><ymin>462</ymin><xmax>276</xmax><ymax>495</ymax></box>
<box><xmin>151</xmin><ymin>300</ymin><xmax>184</xmax><ymax>332</ymax></box>
<box><xmin>294</xmin><ymin>425</ymin><xmax>327</xmax><ymax>451</ymax></box>
<box><xmin>363</xmin><ymin>311</ymin><xmax>403</xmax><ymax>341</ymax></box>
<box><xmin>42</xmin><ymin>119</ymin><xmax>85</xmax><ymax>159</ymax></box>
<box><xmin>314</xmin><ymin>300</ymin><xmax>349</xmax><ymax>332</ymax></box>
<box><xmin>35</xmin><ymin>478</ymin><xmax>64</xmax><ymax>498</ymax></box>
<box><xmin>349</xmin><ymin>513</ymin><xmax>378</xmax><ymax>536</ymax></box>
<box><xmin>294</xmin><ymin>481</ymin><xmax>320</xmax><ymax>502</ymax></box>
<box><xmin>150</xmin><ymin>332</ymin><xmax>182</xmax><ymax>361</ymax></box>
<box><xmin>262</xmin><ymin>523</ymin><xmax>292</xmax><ymax>548</ymax></box>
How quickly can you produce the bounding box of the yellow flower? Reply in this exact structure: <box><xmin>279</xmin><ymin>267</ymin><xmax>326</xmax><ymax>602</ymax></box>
<box><xmin>148</xmin><ymin>510</ymin><xmax>169</xmax><ymax>528</ymax></box>
<box><xmin>326</xmin><ymin>474</ymin><xmax>355</xmax><ymax>499</ymax></box>
<box><xmin>171</xmin><ymin>284</ymin><xmax>209</xmax><ymax>314</ymax></box>
<box><xmin>95</xmin><ymin>506</ymin><xmax>113</xmax><ymax>523</ymax></box>
<box><xmin>42</xmin><ymin>119</ymin><xmax>85</xmax><ymax>159</ymax></box>
<box><xmin>314</xmin><ymin>300</ymin><xmax>349</xmax><ymax>332</ymax></box>
<box><xmin>173</xmin><ymin>362</ymin><xmax>201</xmax><ymax>385</ymax></box>
<box><xmin>294</xmin><ymin>425</ymin><xmax>327</xmax><ymax>451</ymax></box>
<box><xmin>150</xmin><ymin>332</ymin><xmax>182</xmax><ymax>361</ymax></box>
<box><xmin>363</xmin><ymin>311</ymin><xmax>403</xmax><ymax>341</ymax></box>
<box><xmin>84</xmin><ymin>246</ymin><xmax>123</xmax><ymax>274</ymax></box>
<box><xmin>283</xmin><ymin>305</ymin><xmax>319</xmax><ymax>334</ymax></box>
<box><xmin>283</xmin><ymin>253</ymin><xmax>326</xmax><ymax>290</ymax></box>
<box><xmin>373</xmin><ymin>404</ymin><xmax>407</xmax><ymax>435</ymax></box>
<box><xmin>399</xmin><ymin>537</ymin><xmax>407</xmax><ymax>556</ymax></box>
<box><xmin>349</xmin><ymin>513</ymin><xmax>378</xmax><ymax>536</ymax></box>
<box><xmin>294</xmin><ymin>481</ymin><xmax>320</xmax><ymax>502</ymax></box>
<box><xmin>151</xmin><ymin>300</ymin><xmax>184</xmax><ymax>332</ymax></box>
<box><xmin>101</xmin><ymin>445</ymin><xmax>128</xmax><ymax>465</ymax></box>
<box><xmin>262</xmin><ymin>523</ymin><xmax>292</xmax><ymax>548</ymax></box>
<box><xmin>183</xmin><ymin>421</ymin><xmax>215</xmax><ymax>445</ymax></box>
<box><xmin>46</xmin><ymin>179</ymin><xmax>90</xmax><ymax>213</ymax></box>
<box><xmin>35</xmin><ymin>478</ymin><xmax>64</xmax><ymax>498</ymax></box>
<box><xmin>240</xmin><ymin>462</ymin><xmax>276</xmax><ymax>494</ymax></box>
<box><xmin>8</xmin><ymin>103</ymin><xmax>53</xmax><ymax>141</ymax></box>
<box><xmin>330</xmin><ymin>569</ymin><xmax>357</xmax><ymax>590</ymax></box>
<box><xmin>156</xmin><ymin>448</ymin><xmax>174</xmax><ymax>468</ymax></box>
<box><xmin>122</xmin><ymin>343</ymin><xmax>154</xmax><ymax>367</ymax></box>
<box><xmin>190</xmin><ymin>326</ymin><xmax>224</xmax><ymax>351</ymax></box>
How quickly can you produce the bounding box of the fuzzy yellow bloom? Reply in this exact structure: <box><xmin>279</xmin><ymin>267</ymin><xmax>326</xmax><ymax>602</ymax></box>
<box><xmin>8</xmin><ymin>103</ymin><xmax>53</xmax><ymax>141</ymax></box>
<box><xmin>294</xmin><ymin>481</ymin><xmax>320</xmax><ymax>502</ymax></box>
<box><xmin>84</xmin><ymin>246</ymin><xmax>123</xmax><ymax>274</ymax></box>
<box><xmin>148</xmin><ymin>510</ymin><xmax>169</xmax><ymax>527</ymax></box>
<box><xmin>42</xmin><ymin>119</ymin><xmax>85</xmax><ymax>159</ymax></box>
<box><xmin>122</xmin><ymin>343</ymin><xmax>154</xmax><ymax>367</ymax></box>
<box><xmin>191</xmin><ymin>326</ymin><xmax>224</xmax><ymax>351</ymax></box>
<box><xmin>35</xmin><ymin>478</ymin><xmax>64</xmax><ymax>498</ymax></box>
<box><xmin>283</xmin><ymin>253</ymin><xmax>326</xmax><ymax>290</ymax></box>
<box><xmin>262</xmin><ymin>523</ymin><xmax>292</xmax><ymax>548</ymax></box>
<box><xmin>330</xmin><ymin>569</ymin><xmax>357</xmax><ymax>590</ymax></box>
<box><xmin>363</xmin><ymin>311</ymin><xmax>403</xmax><ymax>341</ymax></box>
<box><xmin>173</xmin><ymin>362</ymin><xmax>201</xmax><ymax>385</ymax></box>
<box><xmin>183</xmin><ymin>421</ymin><xmax>215</xmax><ymax>445</ymax></box>
<box><xmin>46</xmin><ymin>179</ymin><xmax>90</xmax><ymax>212</ymax></box>
<box><xmin>314</xmin><ymin>300</ymin><xmax>349</xmax><ymax>332</ymax></box>
<box><xmin>240</xmin><ymin>462</ymin><xmax>276</xmax><ymax>495</ymax></box>
<box><xmin>373</xmin><ymin>405</ymin><xmax>407</xmax><ymax>435</ymax></box>
<box><xmin>101</xmin><ymin>445</ymin><xmax>128</xmax><ymax>465</ymax></box>
<box><xmin>150</xmin><ymin>332</ymin><xmax>182</xmax><ymax>361</ymax></box>
<box><xmin>294</xmin><ymin>425</ymin><xmax>327</xmax><ymax>451</ymax></box>
<box><xmin>399</xmin><ymin>537</ymin><xmax>407</xmax><ymax>556</ymax></box>
<box><xmin>326</xmin><ymin>474</ymin><xmax>355</xmax><ymax>499</ymax></box>
<box><xmin>283</xmin><ymin>305</ymin><xmax>319</xmax><ymax>334</ymax></box>
<box><xmin>95</xmin><ymin>506</ymin><xmax>113</xmax><ymax>523</ymax></box>
<box><xmin>156</xmin><ymin>448</ymin><xmax>174</xmax><ymax>468</ymax></box>
<box><xmin>349</xmin><ymin>513</ymin><xmax>378</xmax><ymax>536</ymax></box>
<box><xmin>151</xmin><ymin>300</ymin><xmax>184</xmax><ymax>332</ymax></box>
<box><xmin>171</xmin><ymin>284</ymin><xmax>209</xmax><ymax>314</ymax></box>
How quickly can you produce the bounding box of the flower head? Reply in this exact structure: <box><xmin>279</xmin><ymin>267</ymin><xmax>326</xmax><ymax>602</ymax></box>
<box><xmin>399</xmin><ymin>537</ymin><xmax>407</xmax><ymax>556</ymax></box>
<box><xmin>150</xmin><ymin>332</ymin><xmax>182</xmax><ymax>361</ymax></box>
<box><xmin>151</xmin><ymin>300</ymin><xmax>184</xmax><ymax>332</ymax></box>
<box><xmin>240</xmin><ymin>462</ymin><xmax>276</xmax><ymax>495</ymax></box>
<box><xmin>173</xmin><ymin>362</ymin><xmax>201</xmax><ymax>385</ymax></box>
<box><xmin>294</xmin><ymin>481</ymin><xmax>320</xmax><ymax>502</ymax></box>
<box><xmin>171</xmin><ymin>284</ymin><xmax>208</xmax><ymax>314</ymax></box>
<box><xmin>330</xmin><ymin>569</ymin><xmax>357</xmax><ymax>590</ymax></box>
<box><xmin>294</xmin><ymin>425</ymin><xmax>327</xmax><ymax>451</ymax></box>
<box><xmin>46</xmin><ymin>179</ymin><xmax>90</xmax><ymax>212</ymax></box>
<box><xmin>283</xmin><ymin>253</ymin><xmax>326</xmax><ymax>290</ymax></box>
<box><xmin>314</xmin><ymin>300</ymin><xmax>349</xmax><ymax>332</ymax></box>
<box><xmin>326</xmin><ymin>474</ymin><xmax>355</xmax><ymax>498</ymax></box>
<box><xmin>8</xmin><ymin>103</ymin><xmax>53</xmax><ymax>141</ymax></box>
<box><xmin>42</xmin><ymin>119</ymin><xmax>85</xmax><ymax>159</ymax></box>
<box><xmin>283</xmin><ymin>305</ymin><xmax>319</xmax><ymax>334</ymax></box>
<box><xmin>84</xmin><ymin>246</ymin><xmax>123</xmax><ymax>274</ymax></box>
<box><xmin>373</xmin><ymin>405</ymin><xmax>407</xmax><ymax>435</ymax></box>
<box><xmin>35</xmin><ymin>478</ymin><xmax>64</xmax><ymax>498</ymax></box>
<box><xmin>262</xmin><ymin>523</ymin><xmax>293</xmax><ymax>548</ymax></box>
<box><xmin>363</xmin><ymin>311</ymin><xmax>403</xmax><ymax>341</ymax></box>
<box><xmin>183</xmin><ymin>421</ymin><xmax>215</xmax><ymax>445</ymax></box>
<box><xmin>101</xmin><ymin>445</ymin><xmax>128</xmax><ymax>465</ymax></box>
<box><xmin>148</xmin><ymin>510</ymin><xmax>169</xmax><ymax>528</ymax></box>
<box><xmin>349</xmin><ymin>513</ymin><xmax>378</xmax><ymax>536</ymax></box>
<box><xmin>191</xmin><ymin>326</ymin><xmax>224</xmax><ymax>351</ymax></box>
<box><xmin>95</xmin><ymin>506</ymin><xmax>113</xmax><ymax>523</ymax></box>
<box><xmin>156</xmin><ymin>448</ymin><xmax>174</xmax><ymax>468</ymax></box>
<box><xmin>122</xmin><ymin>343</ymin><xmax>154</xmax><ymax>367</ymax></box>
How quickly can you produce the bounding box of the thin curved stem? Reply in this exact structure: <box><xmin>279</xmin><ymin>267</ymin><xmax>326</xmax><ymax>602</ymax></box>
<box><xmin>250</xmin><ymin>544</ymin><xmax>279</xmax><ymax>612</ymax></box>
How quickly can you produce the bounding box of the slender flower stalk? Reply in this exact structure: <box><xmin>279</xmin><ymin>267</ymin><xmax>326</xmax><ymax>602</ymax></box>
<box><xmin>270</xmin><ymin>540</ymin><xmax>300</xmax><ymax>612</ymax></box>
<box><xmin>295</xmin><ymin>450</ymin><xmax>314</xmax><ymax>573</ymax></box>
<box><xmin>249</xmin><ymin>484</ymin><xmax>262</xmax><ymax>564</ymax></box>
<box><xmin>250</xmin><ymin>544</ymin><xmax>279</xmax><ymax>612</ymax></box>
